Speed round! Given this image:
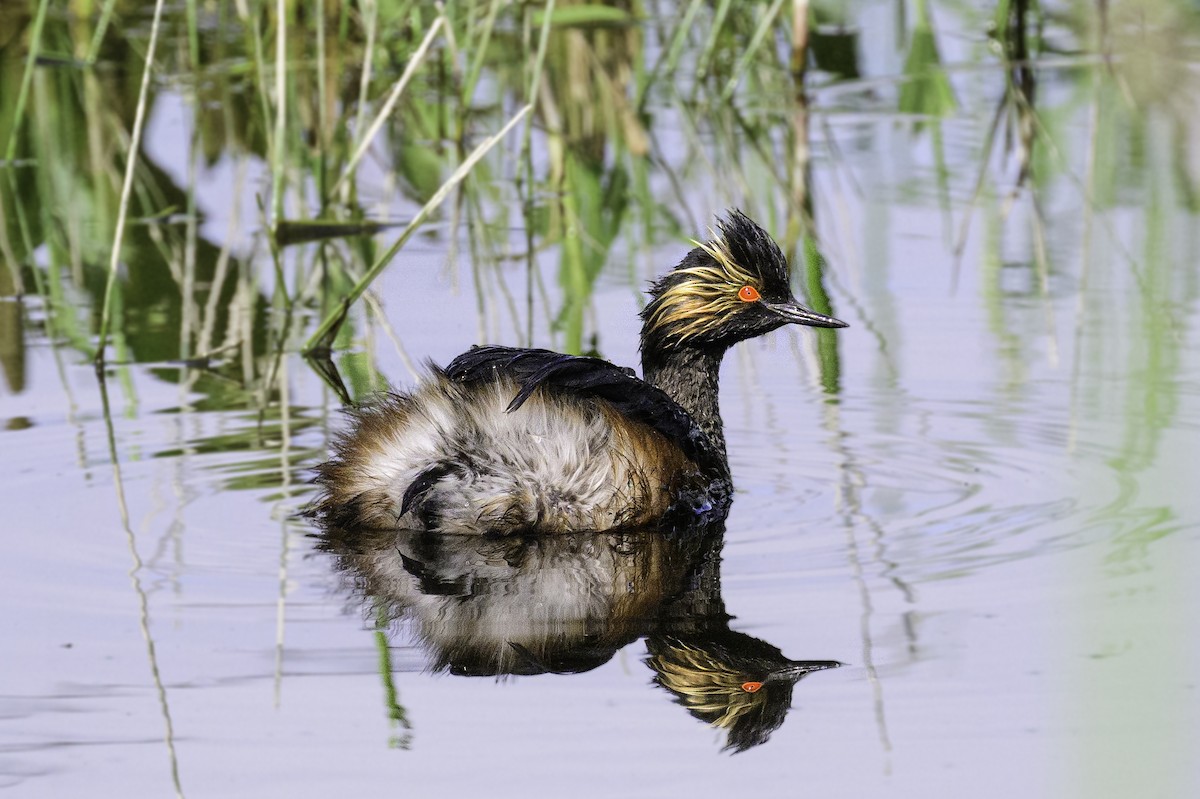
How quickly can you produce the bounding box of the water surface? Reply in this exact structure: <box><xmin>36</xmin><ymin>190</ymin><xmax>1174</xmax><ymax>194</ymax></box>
<box><xmin>1</xmin><ymin>2</ymin><xmax>1198</xmax><ymax>796</ymax></box>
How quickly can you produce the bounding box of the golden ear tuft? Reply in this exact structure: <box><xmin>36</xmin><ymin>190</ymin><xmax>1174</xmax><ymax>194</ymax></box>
<box><xmin>645</xmin><ymin>233</ymin><xmax>762</xmax><ymax>345</ymax></box>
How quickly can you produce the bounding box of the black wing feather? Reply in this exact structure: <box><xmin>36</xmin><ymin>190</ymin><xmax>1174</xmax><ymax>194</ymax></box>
<box><xmin>445</xmin><ymin>345</ymin><xmax>721</xmax><ymax>473</ymax></box>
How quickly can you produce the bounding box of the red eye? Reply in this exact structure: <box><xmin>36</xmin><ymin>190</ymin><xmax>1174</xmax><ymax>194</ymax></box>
<box><xmin>738</xmin><ymin>285</ymin><xmax>760</xmax><ymax>302</ymax></box>
<box><xmin>741</xmin><ymin>681</ymin><xmax>763</xmax><ymax>693</ymax></box>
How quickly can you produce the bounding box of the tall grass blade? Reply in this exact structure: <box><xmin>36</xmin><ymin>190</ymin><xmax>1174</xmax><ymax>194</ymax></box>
<box><xmin>801</xmin><ymin>235</ymin><xmax>841</xmax><ymax>394</ymax></box>
<box><xmin>898</xmin><ymin>0</ymin><xmax>958</xmax><ymax>121</ymax></box>
<box><xmin>94</xmin><ymin>0</ymin><xmax>168</xmax><ymax>366</ymax></box>
<box><xmin>86</xmin><ymin>0</ymin><xmax>120</xmax><ymax>64</ymax></box>
<box><xmin>330</xmin><ymin>16</ymin><xmax>446</xmax><ymax>198</ymax></box>
<box><xmin>696</xmin><ymin>0</ymin><xmax>734</xmax><ymax>79</ymax></box>
<box><xmin>462</xmin><ymin>0</ymin><xmax>502</xmax><ymax>106</ymax></box>
<box><xmin>719</xmin><ymin>0</ymin><xmax>787</xmax><ymax>103</ymax></box>
<box><xmin>351</xmin><ymin>0</ymin><xmax>379</xmax><ymax>163</ymax></box>
<box><xmin>520</xmin><ymin>0</ymin><xmax>556</xmax><ymax>345</ymax></box>
<box><xmin>4</xmin><ymin>0</ymin><xmax>49</xmax><ymax>163</ymax></box>
<box><xmin>303</xmin><ymin>104</ymin><xmax>533</xmax><ymax>354</ymax></box>
<box><xmin>637</xmin><ymin>0</ymin><xmax>703</xmax><ymax>107</ymax></box>
<box><xmin>272</xmin><ymin>0</ymin><xmax>287</xmax><ymax>221</ymax></box>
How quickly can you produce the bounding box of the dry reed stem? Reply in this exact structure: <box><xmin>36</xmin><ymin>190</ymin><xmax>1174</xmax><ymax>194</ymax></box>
<box><xmin>94</xmin><ymin>0</ymin><xmax>168</xmax><ymax>366</ymax></box>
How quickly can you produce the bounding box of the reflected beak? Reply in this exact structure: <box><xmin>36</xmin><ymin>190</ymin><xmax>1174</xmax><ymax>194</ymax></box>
<box><xmin>766</xmin><ymin>301</ymin><xmax>848</xmax><ymax>329</ymax></box>
<box><xmin>768</xmin><ymin>660</ymin><xmax>844</xmax><ymax>682</ymax></box>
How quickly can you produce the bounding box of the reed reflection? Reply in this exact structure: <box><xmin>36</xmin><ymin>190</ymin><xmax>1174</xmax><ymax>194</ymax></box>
<box><xmin>317</xmin><ymin>521</ymin><xmax>840</xmax><ymax>753</ymax></box>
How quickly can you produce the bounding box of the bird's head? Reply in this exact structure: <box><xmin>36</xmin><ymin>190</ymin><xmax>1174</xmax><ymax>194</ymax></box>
<box><xmin>646</xmin><ymin>632</ymin><xmax>842</xmax><ymax>753</ymax></box>
<box><xmin>640</xmin><ymin>210</ymin><xmax>847</xmax><ymax>356</ymax></box>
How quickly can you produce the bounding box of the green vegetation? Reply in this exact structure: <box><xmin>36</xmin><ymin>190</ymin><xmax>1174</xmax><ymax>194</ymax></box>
<box><xmin>0</xmin><ymin>0</ymin><xmax>852</xmax><ymax>402</ymax></box>
<box><xmin>0</xmin><ymin>0</ymin><xmax>1195</xmax><ymax>432</ymax></box>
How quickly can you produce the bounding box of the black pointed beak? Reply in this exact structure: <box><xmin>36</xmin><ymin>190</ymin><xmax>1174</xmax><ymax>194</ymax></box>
<box><xmin>766</xmin><ymin>301</ymin><xmax>848</xmax><ymax>329</ymax></box>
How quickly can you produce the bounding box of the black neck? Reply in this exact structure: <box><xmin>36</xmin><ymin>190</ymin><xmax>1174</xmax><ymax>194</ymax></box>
<box><xmin>642</xmin><ymin>345</ymin><xmax>729</xmax><ymax>469</ymax></box>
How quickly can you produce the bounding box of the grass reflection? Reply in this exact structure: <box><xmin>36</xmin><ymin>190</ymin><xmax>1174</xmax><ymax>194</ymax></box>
<box><xmin>0</xmin><ymin>0</ymin><xmax>863</xmax><ymax>394</ymax></box>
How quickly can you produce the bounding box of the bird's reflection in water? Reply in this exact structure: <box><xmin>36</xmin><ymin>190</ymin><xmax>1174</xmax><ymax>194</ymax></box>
<box><xmin>646</xmin><ymin>630</ymin><xmax>838</xmax><ymax>753</ymax></box>
<box><xmin>317</xmin><ymin>523</ymin><xmax>840</xmax><ymax>752</ymax></box>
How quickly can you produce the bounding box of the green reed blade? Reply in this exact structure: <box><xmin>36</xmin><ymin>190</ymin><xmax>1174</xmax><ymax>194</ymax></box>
<box><xmin>801</xmin><ymin>234</ymin><xmax>841</xmax><ymax>394</ymax></box>
<box><xmin>695</xmin><ymin>0</ymin><xmax>734</xmax><ymax>79</ymax></box>
<box><xmin>719</xmin><ymin>0</ymin><xmax>788</xmax><ymax>103</ymax></box>
<box><xmin>302</xmin><ymin>104</ymin><xmax>532</xmax><ymax>355</ymax></box>
<box><xmin>351</xmin><ymin>0</ymin><xmax>379</xmax><ymax>170</ymax></box>
<box><xmin>4</xmin><ymin>0</ymin><xmax>49</xmax><ymax>163</ymax></box>
<box><xmin>462</xmin><ymin>0</ymin><xmax>502</xmax><ymax>107</ymax></box>
<box><xmin>533</xmin><ymin>4</ymin><xmax>634</xmax><ymax>27</ymax></box>
<box><xmin>520</xmin><ymin>0</ymin><xmax>556</xmax><ymax>345</ymax></box>
<box><xmin>330</xmin><ymin>16</ymin><xmax>446</xmax><ymax>198</ymax></box>
<box><xmin>271</xmin><ymin>0</ymin><xmax>287</xmax><ymax>222</ymax></box>
<box><xmin>636</xmin><ymin>0</ymin><xmax>703</xmax><ymax>108</ymax></box>
<box><xmin>85</xmin><ymin>0</ymin><xmax>119</xmax><ymax>64</ymax></box>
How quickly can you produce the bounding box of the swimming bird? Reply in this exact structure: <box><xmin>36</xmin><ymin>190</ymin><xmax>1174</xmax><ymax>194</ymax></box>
<box><xmin>309</xmin><ymin>210</ymin><xmax>847</xmax><ymax>535</ymax></box>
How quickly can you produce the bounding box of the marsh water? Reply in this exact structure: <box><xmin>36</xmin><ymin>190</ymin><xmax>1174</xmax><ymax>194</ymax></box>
<box><xmin>2</xmin><ymin>1</ymin><xmax>1199</xmax><ymax>796</ymax></box>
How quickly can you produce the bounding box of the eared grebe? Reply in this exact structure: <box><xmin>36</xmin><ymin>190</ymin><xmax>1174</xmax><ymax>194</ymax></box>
<box><xmin>309</xmin><ymin>210</ymin><xmax>847</xmax><ymax>534</ymax></box>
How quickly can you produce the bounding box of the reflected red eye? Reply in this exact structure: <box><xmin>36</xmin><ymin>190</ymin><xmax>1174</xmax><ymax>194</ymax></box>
<box><xmin>741</xmin><ymin>681</ymin><xmax>763</xmax><ymax>693</ymax></box>
<box><xmin>738</xmin><ymin>285</ymin><xmax>760</xmax><ymax>302</ymax></box>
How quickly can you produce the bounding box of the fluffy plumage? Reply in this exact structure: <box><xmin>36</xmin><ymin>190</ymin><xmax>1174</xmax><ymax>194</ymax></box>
<box><xmin>312</xmin><ymin>367</ymin><xmax>707</xmax><ymax>534</ymax></box>
<box><xmin>308</xmin><ymin>210</ymin><xmax>847</xmax><ymax>535</ymax></box>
